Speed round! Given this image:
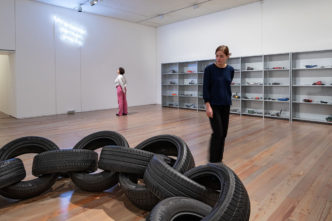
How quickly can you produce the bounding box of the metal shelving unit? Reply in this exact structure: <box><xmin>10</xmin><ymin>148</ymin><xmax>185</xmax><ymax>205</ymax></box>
<box><xmin>161</xmin><ymin>49</ymin><xmax>332</xmax><ymax>124</ymax></box>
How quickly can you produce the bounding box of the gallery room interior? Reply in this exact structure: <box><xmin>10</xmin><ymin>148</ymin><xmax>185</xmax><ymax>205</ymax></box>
<box><xmin>0</xmin><ymin>0</ymin><xmax>331</xmax><ymax>220</ymax></box>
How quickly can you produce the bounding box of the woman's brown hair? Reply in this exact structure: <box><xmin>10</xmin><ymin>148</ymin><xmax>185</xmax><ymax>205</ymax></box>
<box><xmin>215</xmin><ymin>45</ymin><xmax>231</xmax><ymax>56</ymax></box>
<box><xmin>119</xmin><ymin>67</ymin><xmax>125</xmax><ymax>75</ymax></box>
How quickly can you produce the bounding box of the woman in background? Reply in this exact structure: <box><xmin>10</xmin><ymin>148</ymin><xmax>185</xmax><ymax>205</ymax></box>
<box><xmin>114</xmin><ymin>67</ymin><xmax>128</xmax><ymax>116</ymax></box>
<box><xmin>203</xmin><ymin>45</ymin><xmax>234</xmax><ymax>162</ymax></box>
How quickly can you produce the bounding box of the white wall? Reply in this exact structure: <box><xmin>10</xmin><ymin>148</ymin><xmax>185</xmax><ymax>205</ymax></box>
<box><xmin>0</xmin><ymin>54</ymin><xmax>16</xmax><ymax>116</ymax></box>
<box><xmin>14</xmin><ymin>0</ymin><xmax>157</xmax><ymax>118</ymax></box>
<box><xmin>0</xmin><ymin>0</ymin><xmax>15</xmax><ymax>50</ymax></box>
<box><xmin>156</xmin><ymin>0</ymin><xmax>332</xmax><ymax>103</ymax></box>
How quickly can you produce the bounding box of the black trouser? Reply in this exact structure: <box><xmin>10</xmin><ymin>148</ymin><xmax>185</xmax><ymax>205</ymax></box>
<box><xmin>208</xmin><ymin>105</ymin><xmax>230</xmax><ymax>163</ymax></box>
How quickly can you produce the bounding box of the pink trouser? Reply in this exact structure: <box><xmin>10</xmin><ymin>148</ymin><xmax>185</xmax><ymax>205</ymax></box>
<box><xmin>117</xmin><ymin>86</ymin><xmax>128</xmax><ymax>115</ymax></box>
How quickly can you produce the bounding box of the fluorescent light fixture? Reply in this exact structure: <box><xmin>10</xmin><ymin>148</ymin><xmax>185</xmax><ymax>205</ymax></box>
<box><xmin>53</xmin><ymin>16</ymin><xmax>86</xmax><ymax>46</ymax></box>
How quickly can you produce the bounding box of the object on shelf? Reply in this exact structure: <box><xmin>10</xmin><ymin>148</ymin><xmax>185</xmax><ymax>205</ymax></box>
<box><xmin>246</xmin><ymin>82</ymin><xmax>263</xmax><ymax>85</ymax></box>
<box><xmin>320</xmin><ymin>101</ymin><xmax>328</xmax><ymax>104</ymax></box>
<box><xmin>171</xmin><ymin>70</ymin><xmax>176</xmax><ymax>73</ymax></box>
<box><xmin>271</xmin><ymin>109</ymin><xmax>282</xmax><ymax>117</ymax></box>
<box><xmin>185</xmin><ymin>103</ymin><xmax>195</xmax><ymax>108</ymax></box>
<box><xmin>303</xmin><ymin>99</ymin><xmax>313</xmax><ymax>103</ymax></box>
<box><xmin>169</xmin><ymin>81</ymin><xmax>176</xmax><ymax>85</ymax></box>
<box><xmin>326</xmin><ymin>116</ymin><xmax>332</xmax><ymax>122</ymax></box>
<box><xmin>184</xmin><ymin>79</ymin><xmax>196</xmax><ymax>85</ymax></box>
<box><xmin>272</xmin><ymin>82</ymin><xmax>281</xmax><ymax>85</ymax></box>
<box><xmin>233</xmin><ymin>92</ymin><xmax>240</xmax><ymax>99</ymax></box>
<box><xmin>244</xmin><ymin>96</ymin><xmax>249</xmax><ymax>99</ymax></box>
<box><xmin>255</xmin><ymin>97</ymin><xmax>260</xmax><ymax>100</ymax></box>
<box><xmin>256</xmin><ymin>111</ymin><xmax>263</xmax><ymax>115</ymax></box>
<box><xmin>305</xmin><ymin>65</ymin><xmax>318</xmax><ymax>68</ymax></box>
<box><xmin>272</xmin><ymin>67</ymin><xmax>285</xmax><ymax>69</ymax></box>
<box><xmin>171</xmin><ymin>93</ymin><xmax>177</xmax><ymax>96</ymax></box>
<box><xmin>234</xmin><ymin>68</ymin><xmax>240</xmax><ymax>72</ymax></box>
<box><xmin>312</xmin><ymin>81</ymin><xmax>325</xmax><ymax>85</ymax></box>
<box><xmin>231</xmin><ymin>109</ymin><xmax>239</xmax><ymax>113</ymax></box>
<box><xmin>188</xmin><ymin>80</ymin><xmax>196</xmax><ymax>85</ymax></box>
<box><xmin>277</xmin><ymin>97</ymin><xmax>289</xmax><ymax>101</ymax></box>
<box><xmin>248</xmin><ymin>109</ymin><xmax>256</xmax><ymax>114</ymax></box>
<box><xmin>186</xmin><ymin>70</ymin><xmax>193</xmax><ymax>73</ymax></box>
<box><xmin>247</xmin><ymin>66</ymin><xmax>254</xmax><ymax>70</ymax></box>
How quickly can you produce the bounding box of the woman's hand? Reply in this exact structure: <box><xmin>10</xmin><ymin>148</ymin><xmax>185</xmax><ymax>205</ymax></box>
<box><xmin>205</xmin><ymin>102</ymin><xmax>213</xmax><ymax>118</ymax></box>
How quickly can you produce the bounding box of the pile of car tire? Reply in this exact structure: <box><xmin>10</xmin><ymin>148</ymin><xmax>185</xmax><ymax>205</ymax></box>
<box><xmin>0</xmin><ymin>131</ymin><xmax>250</xmax><ymax>221</ymax></box>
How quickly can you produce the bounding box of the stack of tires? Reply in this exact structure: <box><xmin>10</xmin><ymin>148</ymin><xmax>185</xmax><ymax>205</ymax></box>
<box><xmin>0</xmin><ymin>131</ymin><xmax>250</xmax><ymax>221</ymax></box>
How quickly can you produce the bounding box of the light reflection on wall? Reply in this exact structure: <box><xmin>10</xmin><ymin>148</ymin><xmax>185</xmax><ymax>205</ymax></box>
<box><xmin>53</xmin><ymin>16</ymin><xmax>86</xmax><ymax>46</ymax></box>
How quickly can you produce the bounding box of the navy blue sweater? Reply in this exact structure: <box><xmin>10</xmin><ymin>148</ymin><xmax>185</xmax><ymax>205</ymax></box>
<box><xmin>203</xmin><ymin>63</ymin><xmax>234</xmax><ymax>106</ymax></box>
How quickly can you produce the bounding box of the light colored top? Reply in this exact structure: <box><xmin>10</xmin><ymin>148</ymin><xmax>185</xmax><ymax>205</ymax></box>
<box><xmin>114</xmin><ymin>75</ymin><xmax>127</xmax><ymax>91</ymax></box>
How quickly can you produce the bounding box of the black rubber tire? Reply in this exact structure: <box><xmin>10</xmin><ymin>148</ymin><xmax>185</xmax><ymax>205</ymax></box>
<box><xmin>144</xmin><ymin>155</ymin><xmax>215</xmax><ymax>203</ymax></box>
<box><xmin>71</xmin><ymin>131</ymin><xmax>129</xmax><ymax>192</ymax></box>
<box><xmin>0</xmin><ymin>136</ymin><xmax>59</xmax><ymax>160</ymax></box>
<box><xmin>184</xmin><ymin>163</ymin><xmax>251</xmax><ymax>221</ymax></box>
<box><xmin>0</xmin><ymin>158</ymin><xmax>26</xmax><ymax>189</ymax></box>
<box><xmin>99</xmin><ymin>146</ymin><xmax>174</xmax><ymax>176</ymax></box>
<box><xmin>73</xmin><ymin>130</ymin><xmax>129</xmax><ymax>150</ymax></box>
<box><xmin>119</xmin><ymin>134</ymin><xmax>195</xmax><ymax>211</ymax></box>
<box><xmin>32</xmin><ymin>149</ymin><xmax>98</xmax><ymax>176</ymax></box>
<box><xmin>71</xmin><ymin>172</ymin><xmax>119</xmax><ymax>192</ymax></box>
<box><xmin>119</xmin><ymin>173</ymin><xmax>160</xmax><ymax>211</ymax></box>
<box><xmin>0</xmin><ymin>136</ymin><xmax>59</xmax><ymax>199</ymax></box>
<box><xmin>147</xmin><ymin>197</ymin><xmax>212</xmax><ymax>221</ymax></box>
<box><xmin>135</xmin><ymin>134</ymin><xmax>195</xmax><ymax>173</ymax></box>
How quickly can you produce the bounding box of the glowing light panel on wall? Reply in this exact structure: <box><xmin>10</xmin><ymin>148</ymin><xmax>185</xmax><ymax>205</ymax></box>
<box><xmin>53</xmin><ymin>16</ymin><xmax>86</xmax><ymax>46</ymax></box>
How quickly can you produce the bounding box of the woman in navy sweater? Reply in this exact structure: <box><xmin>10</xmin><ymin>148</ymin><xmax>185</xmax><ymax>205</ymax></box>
<box><xmin>203</xmin><ymin>45</ymin><xmax>234</xmax><ymax>162</ymax></box>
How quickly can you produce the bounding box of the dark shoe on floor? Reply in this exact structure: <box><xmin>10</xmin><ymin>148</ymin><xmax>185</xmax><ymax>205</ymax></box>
<box><xmin>123</xmin><ymin>113</ymin><xmax>128</xmax><ymax>115</ymax></box>
<box><xmin>116</xmin><ymin>114</ymin><xmax>121</xmax><ymax>116</ymax></box>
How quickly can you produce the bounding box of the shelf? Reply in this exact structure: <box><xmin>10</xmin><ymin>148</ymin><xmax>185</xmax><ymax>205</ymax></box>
<box><xmin>264</xmin><ymin>115</ymin><xmax>290</xmax><ymax>119</ymax></box>
<box><xmin>162</xmin><ymin>49</ymin><xmax>332</xmax><ymax>124</ymax></box>
<box><xmin>264</xmin><ymin>85</ymin><xmax>290</xmax><ymax>87</ymax></box>
<box><xmin>293</xmin><ymin>117</ymin><xmax>332</xmax><ymax>124</ymax></box>
<box><xmin>178</xmin><ymin>84</ymin><xmax>201</xmax><ymax>86</ymax></box>
<box><xmin>242</xmin><ymin>84</ymin><xmax>263</xmax><ymax>86</ymax></box>
<box><xmin>292</xmin><ymin>85</ymin><xmax>332</xmax><ymax>87</ymax></box>
<box><xmin>293</xmin><ymin>67</ymin><xmax>332</xmax><ymax>71</ymax></box>
<box><xmin>242</xmin><ymin>113</ymin><xmax>263</xmax><ymax>117</ymax></box>
<box><xmin>179</xmin><ymin>95</ymin><xmax>198</xmax><ymax>98</ymax></box>
<box><xmin>293</xmin><ymin>101</ymin><xmax>332</xmax><ymax>105</ymax></box>
<box><xmin>242</xmin><ymin>70</ymin><xmax>264</xmax><ymax>72</ymax></box>
<box><xmin>264</xmin><ymin>100</ymin><xmax>290</xmax><ymax>103</ymax></box>
<box><xmin>179</xmin><ymin>106</ymin><xmax>197</xmax><ymax>110</ymax></box>
<box><xmin>264</xmin><ymin>69</ymin><xmax>290</xmax><ymax>71</ymax></box>
<box><xmin>242</xmin><ymin>99</ymin><xmax>263</xmax><ymax>102</ymax></box>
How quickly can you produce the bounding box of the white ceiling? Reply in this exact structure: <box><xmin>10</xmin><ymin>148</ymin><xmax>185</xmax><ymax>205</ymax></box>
<box><xmin>34</xmin><ymin>0</ymin><xmax>261</xmax><ymax>27</ymax></box>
